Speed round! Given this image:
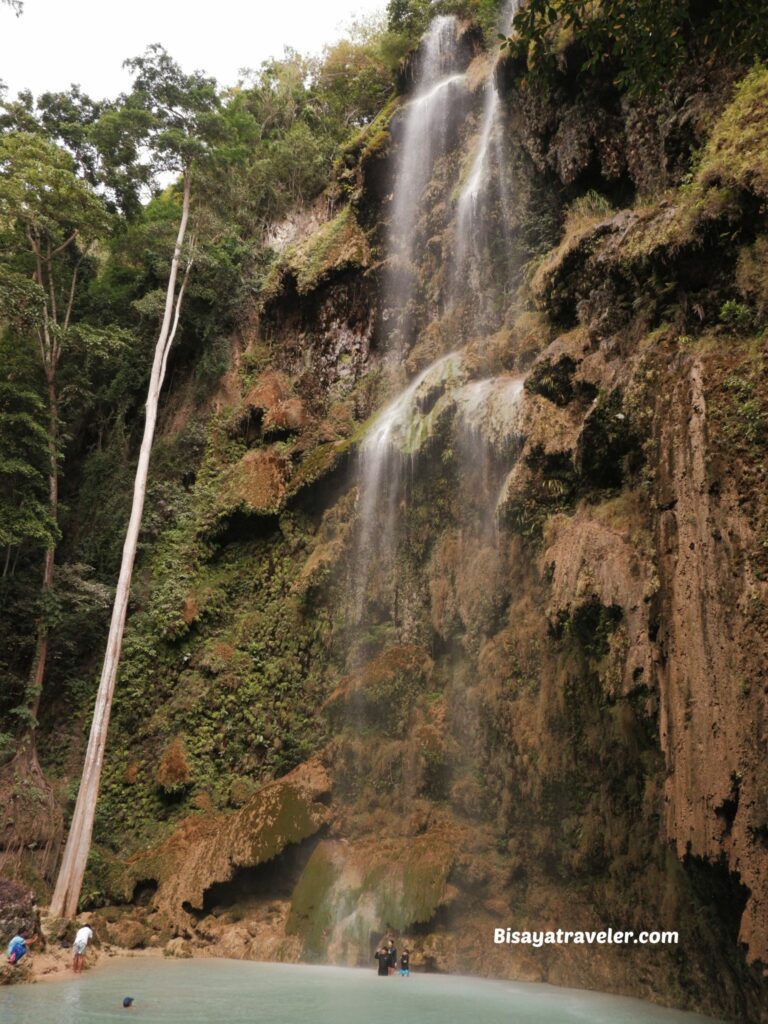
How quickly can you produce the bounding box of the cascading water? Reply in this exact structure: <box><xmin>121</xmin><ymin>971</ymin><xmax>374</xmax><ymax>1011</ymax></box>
<box><xmin>385</xmin><ymin>15</ymin><xmax>466</xmax><ymax>351</ymax></box>
<box><xmin>354</xmin><ymin>9</ymin><xmax>527</xmax><ymax>628</ymax></box>
<box><xmin>454</xmin><ymin>1</ymin><xmax>520</xmax><ymax>313</ymax></box>
<box><xmin>353</xmin><ymin>353</ymin><xmax>463</xmax><ymax>619</ymax></box>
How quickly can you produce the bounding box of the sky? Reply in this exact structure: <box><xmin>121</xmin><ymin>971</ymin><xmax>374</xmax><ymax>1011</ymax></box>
<box><xmin>0</xmin><ymin>0</ymin><xmax>388</xmax><ymax>100</ymax></box>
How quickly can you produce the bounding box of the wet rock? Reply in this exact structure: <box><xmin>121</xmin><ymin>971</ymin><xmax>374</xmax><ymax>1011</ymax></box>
<box><xmin>285</xmin><ymin>834</ymin><xmax>456</xmax><ymax>963</ymax></box>
<box><xmin>123</xmin><ymin>758</ymin><xmax>332</xmax><ymax>931</ymax></box>
<box><xmin>164</xmin><ymin>937</ymin><xmax>192</xmax><ymax>958</ymax></box>
<box><xmin>0</xmin><ymin>959</ymin><xmax>33</xmax><ymax>985</ymax></box>
<box><xmin>324</xmin><ymin>645</ymin><xmax>433</xmax><ymax>738</ymax></box>
<box><xmin>106</xmin><ymin>918</ymin><xmax>150</xmax><ymax>950</ymax></box>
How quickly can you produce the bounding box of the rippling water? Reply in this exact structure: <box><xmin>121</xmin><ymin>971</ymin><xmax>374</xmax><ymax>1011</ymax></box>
<box><xmin>0</xmin><ymin>959</ymin><xmax>721</xmax><ymax>1024</ymax></box>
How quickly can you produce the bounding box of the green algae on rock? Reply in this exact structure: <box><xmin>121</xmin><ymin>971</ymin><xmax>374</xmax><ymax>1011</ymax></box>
<box><xmin>120</xmin><ymin>758</ymin><xmax>331</xmax><ymax>928</ymax></box>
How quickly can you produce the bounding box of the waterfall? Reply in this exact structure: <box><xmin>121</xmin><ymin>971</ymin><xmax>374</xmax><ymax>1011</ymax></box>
<box><xmin>353</xmin><ymin>9</ymin><xmax>525</xmax><ymax>629</ymax></box>
<box><xmin>353</xmin><ymin>353</ymin><xmax>463</xmax><ymax>620</ymax></box>
<box><xmin>454</xmin><ymin>1</ymin><xmax>519</xmax><ymax>307</ymax></box>
<box><xmin>385</xmin><ymin>15</ymin><xmax>466</xmax><ymax>350</ymax></box>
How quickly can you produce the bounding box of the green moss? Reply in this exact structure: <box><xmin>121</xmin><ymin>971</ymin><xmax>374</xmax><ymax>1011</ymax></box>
<box><xmin>238</xmin><ymin>783</ymin><xmax>320</xmax><ymax>865</ymax></box>
<box><xmin>337</xmin><ymin>96</ymin><xmax>399</xmax><ymax>173</ymax></box>
<box><xmin>525</xmin><ymin>356</ymin><xmax>578</xmax><ymax>406</ymax></box>
<box><xmin>534</xmin><ymin>66</ymin><xmax>768</xmax><ymax>319</ymax></box>
<box><xmin>362</xmin><ymin>848</ymin><xmax>451</xmax><ymax>931</ymax></box>
<box><xmin>285</xmin><ymin>845</ymin><xmax>341</xmax><ymax>960</ymax></box>
<box><xmin>94</xmin><ymin>467</ymin><xmax>334</xmax><ymax>851</ymax></box>
<box><xmin>697</xmin><ymin>66</ymin><xmax>768</xmax><ymax>200</ymax></box>
<box><xmin>576</xmin><ymin>389</ymin><xmax>644</xmax><ymax>491</ymax></box>
<box><xmin>286</xmin><ymin>443</ymin><xmax>343</xmax><ymax>496</ymax></box>
<box><xmin>263</xmin><ymin>207</ymin><xmax>370</xmax><ymax>303</ymax></box>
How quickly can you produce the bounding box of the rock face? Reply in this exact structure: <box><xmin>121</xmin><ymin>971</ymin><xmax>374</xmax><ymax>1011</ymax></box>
<box><xmin>123</xmin><ymin>759</ymin><xmax>332</xmax><ymax>932</ymax></box>
<box><xmin>655</xmin><ymin>361</ymin><xmax>768</xmax><ymax>964</ymax></box>
<box><xmin>33</xmin><ymin>27</ymin><xmax>768</xmax><ymax>1024</ymax></box>
<box><xmin>0</xmin><ymin>878</ymin><xmax>41</xmax><ymax>943</ymax></box>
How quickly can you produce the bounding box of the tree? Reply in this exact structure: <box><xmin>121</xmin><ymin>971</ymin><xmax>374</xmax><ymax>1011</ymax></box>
<box><xmin>502</xmin><ymin>0</ymin><xmax>768</xmax><ymax>96</ymax></box>
<box><xmin>0</xmin><ymin>134</ymin><xmax>110</xmax><ymax>754</ymax></box>
<box><xmin>0</xmin><ymin>84</ymin><xmax>147</xmax><ymax>216</ymax></box>
<box><xmin>50</xmin><ymin>46</ymin><xmax>223</xmax><ymax>919</ymax></box>
<box><xmin>0</xmin><ymin>132</ymin><xmax>111</xmax><ymax>877</ymax></box>
<box><xmin>0</xmin><ymin>342</ymin><xmax>56</xmax><ymax>572</ymax></box>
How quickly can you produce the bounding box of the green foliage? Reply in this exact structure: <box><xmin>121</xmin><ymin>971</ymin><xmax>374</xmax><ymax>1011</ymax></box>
<box><xmin>724</xmin><ymin>368</ymin><xmax>767</xmax><ymax>446</ymax></box>
<box><xmin>97</xmin><ymin>45</ymin><xmax>223</xmax><ymax>180</ymax></box>
<box><xmin>525</xmin><ymin>356</ymin><xmax>578</xmax><ymax>406</ymax></box>
<box><xmin>561</xmin><ymin>598</ymin><xmax>623</xmax><ymax>661</ymax></box>
<box><xmin>719</xmin><ymin>300</ymin><xmax>754</xmax><ymax>336</ymax></box>
<box><xmin>503</xmin><ymin>0</ymin><xmax>768</xmax><ymax>96</ymax></box>
<box><xmin>0</xmin><ymin>339</ymin><xmax>55</xmax><ymax>551</ymax></box>
<box><xmin>213</xmin><ymin>33</ymin><xmax>400</xmax><ymax>238</ymax></box>
<box><xmin>577</xmin><ymin>390</ymin><xmax>643</xmax><ymax>492</ymax></box>
<box><xmin>387</xmin><ymin>0</ymin><xmax>508</xmax><ymax>43</ymax></box>
<box><xmin>386</xmin><ymin>0</ymin><xmax>434</xmax><ymax>34</ymax></box>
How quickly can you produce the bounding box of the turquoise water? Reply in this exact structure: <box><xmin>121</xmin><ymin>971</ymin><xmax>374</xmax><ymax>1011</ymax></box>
<box><xmin>0</xmin><ymin>959</ymin><xmax>721</xmax><ymax>1023</ymax></box>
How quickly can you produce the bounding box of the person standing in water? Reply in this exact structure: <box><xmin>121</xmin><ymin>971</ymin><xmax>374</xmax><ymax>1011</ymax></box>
<box><xmin>72</xmin><ymin>924</ymin><xmax>93</xmax><ymax>973</ymax></box>
<box><xmin>387</xmin><ymin>938</ymin><xmax>397</xmax><ymax>976</ymax></box>
<box><xmin>399</xmin><ymin>948</ymin><xmax>410</xmax><ymax>976</ymax></box>
<box><xmin>375</xmin><ymin>942</ymin><xmax>390</xmax><ymax>976</ymax></box>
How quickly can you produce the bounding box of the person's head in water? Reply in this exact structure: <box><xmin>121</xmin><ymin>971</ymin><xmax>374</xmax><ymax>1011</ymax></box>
<box><xmin>123</xmin><ymin>996</ymin><xmax>134</xmax><ymax>1008</ymax></box>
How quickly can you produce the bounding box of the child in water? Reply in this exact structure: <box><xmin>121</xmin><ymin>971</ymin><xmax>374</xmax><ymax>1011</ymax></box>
<box><xmin>399</xmin><ymin>948</ymin><xmax>410</xmax><ymax>976</ymax></box>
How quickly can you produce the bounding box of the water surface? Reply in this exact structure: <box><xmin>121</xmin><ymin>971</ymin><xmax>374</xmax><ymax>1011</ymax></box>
<box><xmin>0</xmin><ymin>958</ymin><xmax>722</xmax><ymax>1024</ymax></box>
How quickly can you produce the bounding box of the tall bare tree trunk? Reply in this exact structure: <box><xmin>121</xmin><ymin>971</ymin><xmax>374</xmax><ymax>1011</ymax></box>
<box><xmin>50</xmin><ymin>173</ymin><xmax>192</xmax><ymax>919</ymax></box>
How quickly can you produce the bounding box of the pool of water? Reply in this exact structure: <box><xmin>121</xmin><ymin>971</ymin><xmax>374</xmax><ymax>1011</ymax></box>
<box><xmin>0</xmin><ymin>958</ymin><xmax>721</xmax><ymax>1023</ymax></box>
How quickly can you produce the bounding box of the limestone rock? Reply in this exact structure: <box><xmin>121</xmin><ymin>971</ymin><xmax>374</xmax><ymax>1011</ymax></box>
<box><xmin>124</xmin><ymin>759</ymin><xmax>332</xmax><ymax>930</ymax></box>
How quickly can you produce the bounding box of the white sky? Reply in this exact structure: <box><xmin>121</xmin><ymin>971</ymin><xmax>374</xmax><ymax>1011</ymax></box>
<box><xmin>0</xmin><ymin>0</ymin><xmax>387</xmax><ymax>99</ymax></box>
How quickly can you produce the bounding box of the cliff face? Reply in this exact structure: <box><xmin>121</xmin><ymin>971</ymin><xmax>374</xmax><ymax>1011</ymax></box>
<box><xmin>39</xmin><ymin>25</ymin><xmax>768</xmax><ymax>1024</ymax></box>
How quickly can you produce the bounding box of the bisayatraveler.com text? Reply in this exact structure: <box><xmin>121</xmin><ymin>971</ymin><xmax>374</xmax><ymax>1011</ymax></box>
<box><xmin>494</xmin><ymin>928</ymin><xmax>679</xmax><ymax>947</ymax></box>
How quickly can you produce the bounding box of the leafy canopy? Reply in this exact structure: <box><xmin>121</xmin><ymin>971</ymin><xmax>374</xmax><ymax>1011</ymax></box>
<box><xmin>94</xmin><ymin>44</ymin><xmax>223</xmax><ymax>189</ymax></box>
<box><xmin>503</xmin><ymin>0</ymin><xmax>768</xmax><ymax>95</ymax></box>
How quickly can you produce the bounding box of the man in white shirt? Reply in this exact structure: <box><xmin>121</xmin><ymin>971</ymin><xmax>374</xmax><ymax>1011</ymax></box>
<box><xmin>72</xmin><ymin>924</ymin><xmax>93</xmax><ymax>974</ymax></box>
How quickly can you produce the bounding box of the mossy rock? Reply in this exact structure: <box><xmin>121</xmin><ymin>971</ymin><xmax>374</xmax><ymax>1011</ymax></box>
<box><xmin>286</xmin><ymin>442</ymin><xmax>345</xmax><ymax>498</ymax></box>
<box><xmin>0</xmin><ymin>960</ymin><xmax>33</xmax><ymax>985</ymax></box>
<box><xmin>120</xmin><ymin>759</ymin><xmax>331</xmax><ymax>928</ymax></box>
<box><xmin>525</xmin><ymin>356</ymin><xmax>579</xmax><ymax>406</ymax></box>
<box><xmin>284</xmin><ymin>843</ymin><xmax>341</xmax><ymax>961</ymax></box>
<box><xmin>286</xmin><ymin>836</ymin><xmax>455</xmax><ymax>962</ymax></box>
<box><xmin>499</xmin><ymin>447</ymin><xmax>578</xmax><ymax>539</ymax></box>
<box><xmin>551</xmin><ymin>596</ymin><xmax>624</xmax><ymax>660</ymax></box>
<box><xmin>697</xmin><ymin>66</ymin><xmax>768</xmax><ymax>201</ymax></box>
<box><xmin>576</xmin><ymin>389</ymin><xmax>643</xmax><ymax>491</ymax></box>
<box><xmin>216</xmin><ymin>449</ymin><xmax>289</xmax><ymax>519</ymax></box>
<box><xmin>263</xmin><ymin>207</ymin><xmax>370</xmax><ymax>302</ymax></box>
